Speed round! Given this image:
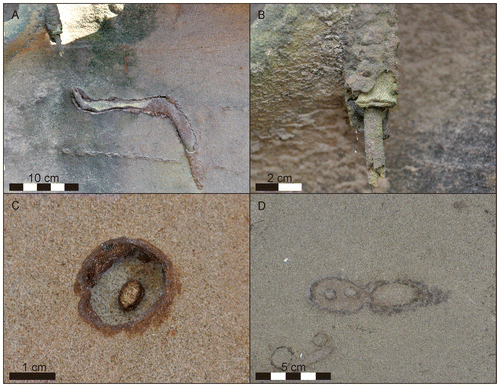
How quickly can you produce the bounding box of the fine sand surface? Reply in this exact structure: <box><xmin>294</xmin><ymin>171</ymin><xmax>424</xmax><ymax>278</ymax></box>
<box><xmin>4</xmin><ymin>194</ymin><xmax>249</xmax><ymax>383</ymax></box>
<box><xmin>250</xmin><ymin>194</ymin><xmax>495</xmax><ymax>383</ymax></box>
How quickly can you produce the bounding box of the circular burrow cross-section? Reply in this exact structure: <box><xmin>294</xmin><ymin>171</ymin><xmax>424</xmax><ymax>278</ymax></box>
<box><xmin>307</xmin><ymin>277</ymin><xmax>371</xmax><ymax>314</ymax></box>
<box><xmin>74</xmin><ymin>237</ymin><xmax>179</xmax><ymax>335</ymax></box>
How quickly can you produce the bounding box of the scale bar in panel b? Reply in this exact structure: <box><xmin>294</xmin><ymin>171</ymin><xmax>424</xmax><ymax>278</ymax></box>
<box><xmin>255</xmin><ymin>183</ymin><xmax>302</xmax><ymax>192</ymax></box>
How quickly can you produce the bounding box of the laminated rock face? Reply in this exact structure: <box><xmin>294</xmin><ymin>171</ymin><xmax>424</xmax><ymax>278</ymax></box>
<box><xmin>251</xmin><ymin>4</ymin><xmax>353</xmax><ymax>142</ymax></box>
<box><xmin>250</xmin><ymin>5</ymin><xmax>366</xmax><ymax>192</ymax></box>
<box><xmin>4</xmin><ymin>4</ymin><xmax>249</xmax><ymax>193</ymax></box>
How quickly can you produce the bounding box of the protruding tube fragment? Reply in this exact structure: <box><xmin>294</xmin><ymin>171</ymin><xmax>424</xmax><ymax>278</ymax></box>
<box><xmin>343</xmin><ymin>4</ymin><xmax>399</xmax><ymax>187</ymax></box>
<box><xmin>364</xmin><ymin>107</ymin><xmax>386</xmax><ymax>187</ymax></box>
<box><xmin>44</xmin><ymin>4</ymin><xmax>63</xmax><ymax>56</ymax></box>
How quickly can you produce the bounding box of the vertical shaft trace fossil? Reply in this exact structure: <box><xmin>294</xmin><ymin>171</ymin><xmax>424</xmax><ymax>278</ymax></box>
<box><xmin>71</xmin><ymin>87</ymin><xmax>204</xmax><ymax>190</ymax></box>
<box><xmin>344</xmin><ymin>4</ymin><xmax>399</xmax><ymax>187</ymax></box>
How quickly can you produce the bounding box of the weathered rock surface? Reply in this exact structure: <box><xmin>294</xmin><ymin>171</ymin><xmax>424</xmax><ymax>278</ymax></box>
<box><xmin>251</xmin><ymin>4</ymin><xmax>495</xmax><ymax>193</ymax></box>
<box><xmin>4</xmin><ymin>4</ymin><xmax>249</xmax><ymax>193</ymax></box>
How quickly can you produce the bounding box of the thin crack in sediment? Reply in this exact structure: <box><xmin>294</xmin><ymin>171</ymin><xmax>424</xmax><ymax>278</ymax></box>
<box><xmin>60</xmin><ymin>148</ymin><xmax>182</xmax><ymax>164</ymax></box>
<box><xmin>71</xmin><ymin>87</ymin><xmax>204</xmax><ymax>190</ymax></box>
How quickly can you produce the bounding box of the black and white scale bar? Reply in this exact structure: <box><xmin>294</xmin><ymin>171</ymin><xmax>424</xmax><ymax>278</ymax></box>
<box><xmin>9</xmin><ymin>372</ymin><xmax>56</xmax><ymax>381</ymax></box>
<box><xmin>255</xmin><ymin>372</ymin><xmax>331</xmax><ymax>381</ymax></box>
<box><xmin>255</xmin><ymin>183</ymin><xmax>302</xmax><ymax>192</ymax></box>
<box><xmin>9</xmin><ymin>183</ymin><xmax>79</xmax><ymax>192</ymax></box>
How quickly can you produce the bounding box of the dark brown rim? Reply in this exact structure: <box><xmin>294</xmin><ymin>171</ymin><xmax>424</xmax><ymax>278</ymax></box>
<box><xmin>74</xmin><ymin>237</ymin><xmax>179</xmax><ymax>335</ymax></box>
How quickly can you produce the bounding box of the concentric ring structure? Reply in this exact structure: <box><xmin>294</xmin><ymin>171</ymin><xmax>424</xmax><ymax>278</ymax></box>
<box><xmin>74</xmin><ymin>237</ymin><xmax>179</xmax><ymax>335</ymax></box>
